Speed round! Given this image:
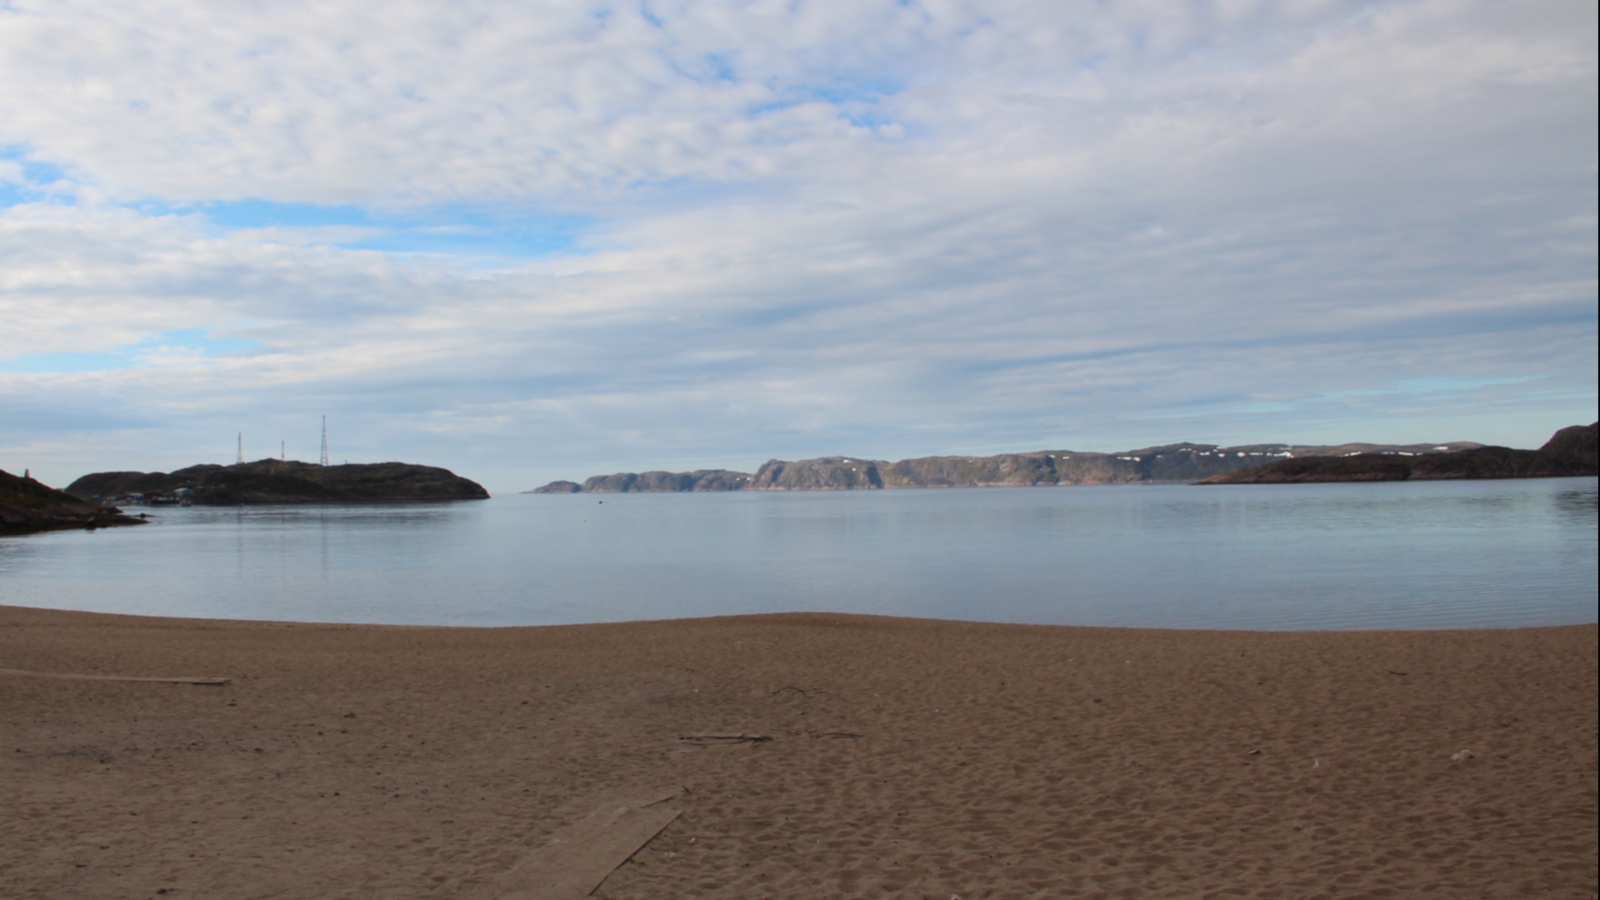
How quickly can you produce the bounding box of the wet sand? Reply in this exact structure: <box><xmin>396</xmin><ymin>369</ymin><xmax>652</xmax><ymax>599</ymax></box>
<box><xmin>2</xmin><ymin>605</ymin><xmax>1595</xmax><ymax>899</ymax></box>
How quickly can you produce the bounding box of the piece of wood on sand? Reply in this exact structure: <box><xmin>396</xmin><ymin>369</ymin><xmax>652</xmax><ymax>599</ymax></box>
<box><xmin>0</xmin><ymin>667</ymin><xmax>230</xmax><ymax>685</ymax></box>
<box><xmin>677</xmin><ymin>732</ymin><xmax>773</xmax><ymax>744</ymax></box>
<box><xmin>478</xmin><ymin>787</ymin><xmax>684</xmax><ymax>900</ymax></box>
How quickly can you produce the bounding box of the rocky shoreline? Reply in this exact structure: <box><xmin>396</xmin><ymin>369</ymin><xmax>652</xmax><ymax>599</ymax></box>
<box><xmin>1200</xmin><ymin>423</ymin><xmax>1597</xmax><ymax>484</ymax></box>
<box><xmin>0</xmin><ymin>469</ymin><xmax>145</xmax><ymax>536</ymax></box>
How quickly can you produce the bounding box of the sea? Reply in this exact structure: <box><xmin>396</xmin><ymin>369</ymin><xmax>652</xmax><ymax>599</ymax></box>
<box><xmin>1</xmin><ymin>478</ymin><xmax>1595</xmax><ymax>631</ymax></box>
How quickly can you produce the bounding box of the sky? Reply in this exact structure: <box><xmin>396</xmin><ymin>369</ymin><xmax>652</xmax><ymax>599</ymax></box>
<box><xmin>1</xmin><ymin>0</ymin><xmax>1595</xmax><ymax>494</ymax></box>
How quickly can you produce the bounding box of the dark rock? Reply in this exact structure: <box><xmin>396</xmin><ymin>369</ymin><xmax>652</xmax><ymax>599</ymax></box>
<box><xmin>1</xmin><ymin>469</ymin><xmax>145</xmax><ymax>536</ymax></box>
<box><xmin>1539</xmin><ymin>422</ymin><xmax>1598</xmax><ymax>456</ymax></box>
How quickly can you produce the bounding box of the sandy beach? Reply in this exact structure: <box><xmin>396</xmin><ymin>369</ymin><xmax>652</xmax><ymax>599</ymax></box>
<box><xmin>1</xmin><ymin>605</ymin><xmax>1594</xmax><ymax>899</ymax></box>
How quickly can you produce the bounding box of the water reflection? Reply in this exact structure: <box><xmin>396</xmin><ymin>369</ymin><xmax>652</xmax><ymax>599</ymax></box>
<box><xmin>1553</xmin><ymin>484</ymin><xmax>1600</xmax><ymax>518</ymax></box>
<box><xmin>1</xmin><ymin>478</ymin><xmax>1594</xmax><ymax>631</ymax></box>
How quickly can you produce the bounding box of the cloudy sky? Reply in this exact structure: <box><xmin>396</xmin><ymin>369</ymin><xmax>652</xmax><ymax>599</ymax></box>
<box><xmin>2</xmin><ymin>0</ymin><xmax>1594</xmax><ymax>493</ymax></box>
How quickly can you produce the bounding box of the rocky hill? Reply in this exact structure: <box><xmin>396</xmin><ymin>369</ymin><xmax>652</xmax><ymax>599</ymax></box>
<box><xmin>1</xmin><ymin>469</ymin><xmax>145</xmax><ymax>536</ymax></box>
<box><xmin>527</xmin><ymin>439</ymin><xmax>1486</xmax><ymax>493</ymax></box>
<box><xmin>1539</xmin><ymin>422</ymin><xmax>1600</xmax><ymax>457</ymax></box>
<box><xmin>532</xmin><ymin>469</ymin><xmax>752</xmax><ymax>493</ymax></box>
<box><xmin>1200</xmin><ymin>423</ymin><xmax>1598</xmax><ymax>484</ymax></box>
<box><xmin>67</xmin><ymin>459</ymin><xmax>490</xmax><ymax>504</ymax></box>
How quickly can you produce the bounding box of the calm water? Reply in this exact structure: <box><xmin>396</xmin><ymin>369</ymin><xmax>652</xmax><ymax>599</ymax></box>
<box><xmin>1</xmin><ymin>478</ymin><xmax>1595</xmax><ymax>631</ymax></box>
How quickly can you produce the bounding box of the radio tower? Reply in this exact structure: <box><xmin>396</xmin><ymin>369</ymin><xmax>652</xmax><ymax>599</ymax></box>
<box><xmin>237</xmin><ymin>433</ymin><xmax>243</xmax><ymax>464</ymax></box>
<box><xmin>320</xmin><ymin>415</ymin><xmax>329</xmax><ymax>467</ymax></box>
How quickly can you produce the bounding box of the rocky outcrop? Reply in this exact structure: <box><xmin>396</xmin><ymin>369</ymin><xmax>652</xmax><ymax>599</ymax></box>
<box><xmin>1</xmin><ymin>469</ymin><xmax>145</xmax><ymax>535</ymax></box>
<box><xmin>1539</xmin><ymin>422</ymin><xmax>1599</xmax><ymax>457</ymax></box>
<box><xmin>882</xmin><ymin>453</ymin><xmax>1059</xmax><ymax>488</ymax></box>
<box><xmin>529</xmin><ymin>480</ymin><xmax>582</xmax><ymax>494</ymax></box>
<box><xmin>533</xmin><ymin>469</ymin><xmax>753</xmax><ymax>494</ymax></box>
<box><xmin>1200</xmin><ymin>424</ymin><xmax>1599</xmax><ymax>484</ymax></box>
<box><xmin>749</xmin><ymin>457</ymin><xmax>885</xmax><ymax>490</ymax></box>
<box><xmin>66</xmin><ymin>460</ymin><xmax>490</xmax><ymax>504</ymax></box>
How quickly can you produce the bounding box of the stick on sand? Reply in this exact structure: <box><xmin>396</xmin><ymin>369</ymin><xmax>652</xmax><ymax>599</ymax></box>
<box><xmin>0</xmin><ymin>667</ymin><xmax>230</xmax><ymax>685</ymax></box>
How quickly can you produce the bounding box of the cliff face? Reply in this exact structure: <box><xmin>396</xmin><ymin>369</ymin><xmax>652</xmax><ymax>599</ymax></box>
<box><xmin>528</xmin><ymin>439</ymin><xmax>1490</xmax><ymax>493</ymax></box>
<box><xmin>749</xmin><ymin>457</ymin><xmax>885</xmax><ymax>490</ymax></box>
<box><xmin>883</xmin><ymin>453</ymin><xmax>1059</xmax><ymax>488</ymax></box>
<box><xmin>66</xmin><ymin>460</ymin><xmax>490</xmax><ymax>504</ymax></box>
<box><xmin>1200</xmin><ymin>423</ymin><xmax>1599</xmax><ymax>484</ymax></box>
<box><xmin>1</xmin><ymin>469</ymin><xmax>145</xmax><ymax>535</ymax></box>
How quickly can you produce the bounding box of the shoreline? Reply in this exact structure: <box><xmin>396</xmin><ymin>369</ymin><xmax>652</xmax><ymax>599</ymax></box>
<box><xmin>3</xmin><ymin>605</ymin><xmax>1594</xmax><ymax>897</ymax></box>
<box><xmin>2</xmin><ymin>600</ymin><xmax>1598</xmax><ymax>634</ymax></box>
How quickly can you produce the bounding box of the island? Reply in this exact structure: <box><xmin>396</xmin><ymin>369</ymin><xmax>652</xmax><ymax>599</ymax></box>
<box><xmin>1198</xmin><ymin>423</ymin><xmax>1598</xmax><ymax>484</ymax></box>
<box><xmin>526</xmin><ymin>439</ymin><xmax>1488</xmax><ymax>493</ymax></box>
<box><xmin>65</xmin><ymin>459</ymin><xmax>490</xmax><ymax>505</ymax></box>
<box><xmin>1</xmin><ymin>468</ymin><xmax>146</xmax><ymax>536</ymax></box>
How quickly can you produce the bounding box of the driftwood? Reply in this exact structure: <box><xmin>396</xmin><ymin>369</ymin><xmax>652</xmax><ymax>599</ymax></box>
<box><xmin>675</xmin><ymin>730</ymin><xmax>774</xmax><ymax>743</ymax></box>
<box><xmin>475</xmin><ymin>787</ymin><xmax>683</xmax><ymax>899</ymax></box>
<box><xmin>0</xmin><ymin>668</ymin><xmax>230</xmax><ymax>686</ymax></box>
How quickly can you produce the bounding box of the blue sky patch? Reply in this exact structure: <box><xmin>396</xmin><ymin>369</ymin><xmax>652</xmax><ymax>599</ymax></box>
<box><xmin>0</xmin><ymin>329</ymin><xmax>261</xmax><ymax>374</ymax></box>
<box><xmin>806</xmin><ymin>77</ymin><xmax>903</xmax><ymax>106</ymax></box>
<box><xmin>0</xmin><ymin>146</ymin><xmax>73</xmax><ymax>208</ymax></box>
<box><xmin>163</xmin><ymin>199</ymin><xmax>594</xmax><ymax>259</ymax></box>
<box><xmin>745</xmin><ymin>77</ymin><xmax>905</xmax><ymax>130</ymax></box>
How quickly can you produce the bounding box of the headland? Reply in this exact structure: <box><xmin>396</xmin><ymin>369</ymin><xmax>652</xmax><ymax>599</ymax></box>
<box><xmin>0</xmin><ymin>468</ymin><xmax>145</xmax><ymax>536</ymax></box>
<box><xmin>65</xmin><ymin>459</ymin><xmax>490</xmax><ymax>505</ymax></box>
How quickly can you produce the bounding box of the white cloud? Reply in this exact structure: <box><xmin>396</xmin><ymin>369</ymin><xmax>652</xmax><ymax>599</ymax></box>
<box><xmin>8</xmin><ymin>0</ymin><xmax>1585</xmax><ymax>206</ymax></box>
<box><xmin>0</xmin><ymin>0</ymin><xmax>1594</xmax><ymax>489</ymax></box>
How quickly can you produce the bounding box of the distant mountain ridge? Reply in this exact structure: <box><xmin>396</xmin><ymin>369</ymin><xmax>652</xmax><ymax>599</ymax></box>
<box><xmin>66</xmin><ymin>459</ymin><xmax>490</xmax><ymax>504</ymax></box>
<box><xmin>1200</xmin><ymin>423</ymin><xmax>1598</xmax><ymax>484</ymax></box>
<box><xmin>527</xmin><ymin>439</ymin><xmax>1486</xmax><ymax>493</ymax></box>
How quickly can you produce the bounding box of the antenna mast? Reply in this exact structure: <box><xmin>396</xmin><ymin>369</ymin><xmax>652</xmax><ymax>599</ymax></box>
<box><xmin>320</xmin><ymin>415</ymin><xmax>329</xmax><ymax>467</ymax></box>
<box><xmin>237</xmin><ymin>432</ymin><xmax>243</xmax><ymax>464</ymax></box>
